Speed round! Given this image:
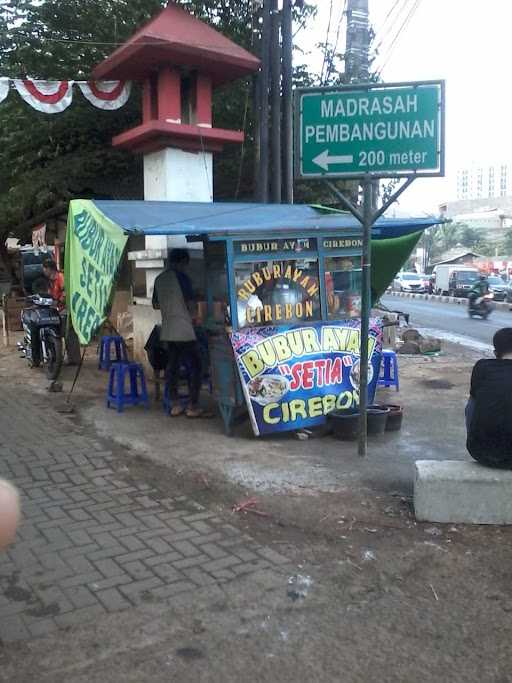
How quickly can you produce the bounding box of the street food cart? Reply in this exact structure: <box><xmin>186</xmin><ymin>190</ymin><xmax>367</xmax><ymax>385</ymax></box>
<box><xmin>65</xmin><ymin>199</ymin><xmax>441</xmax><ymax>435</ymax></box>
<box><xmin>204</xmin><ymin>228</ymin><xmax>366</xmax><ymax>434</ymax></box>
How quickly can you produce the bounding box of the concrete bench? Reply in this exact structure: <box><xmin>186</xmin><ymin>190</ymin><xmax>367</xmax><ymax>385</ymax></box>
<box><xmin>414</xmin><ymin>459</ymin><xmax>512</xmax><ymax>524</ymax></box>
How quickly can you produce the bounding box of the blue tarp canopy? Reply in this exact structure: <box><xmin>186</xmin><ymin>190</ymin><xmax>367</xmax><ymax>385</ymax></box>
<box><xmin>92</xmin><ymin>200</ymin><xmax>442</xmax><ymax>240</ymax></box>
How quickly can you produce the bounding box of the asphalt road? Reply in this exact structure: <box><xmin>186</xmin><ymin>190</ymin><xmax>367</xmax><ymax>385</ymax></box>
<box><xmin>381</xmin><ymin>294</ymin><xmax>512</xmax><ymax>349</ymax></box>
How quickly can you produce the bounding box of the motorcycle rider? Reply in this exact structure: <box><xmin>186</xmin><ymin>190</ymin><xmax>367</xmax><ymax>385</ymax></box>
<box><xmin>428</xmin><ymin>274</ymin><xmax>435</xmax><ymax>294</ymax></box>
<box><xmin>468</xmin><ymin>274</ymin><xmax>489</xmax><ymax>310</ymax></box>
<box><xmin>42</xmin><ymin>259</ymin><xmax>81</xmax><ymax>365</ymax></box>
<box><xmin>42</xmin><ymin>259</ymin><xmax>65</xmax><ymax>309</ymax></box>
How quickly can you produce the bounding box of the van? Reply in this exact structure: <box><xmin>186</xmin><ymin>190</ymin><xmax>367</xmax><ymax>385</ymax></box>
<box><xmin>434</xmin><ymin>264</ymin><xmax>479</xmax><ymax>297</ymax></box>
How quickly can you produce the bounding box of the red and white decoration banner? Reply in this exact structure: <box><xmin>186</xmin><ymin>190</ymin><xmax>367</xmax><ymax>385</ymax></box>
<box><xmin>0</xmin><ymin>78</ymin><xmax>9</xmax><ymax>103</ymax></box>
<box><xmin>77</xmin><ymin>80</ymin><xmax>131</xmax><ymax>110</ymax></box>
<box><xmin>2</xmin><ymin>78</ymin><xmax>132</xmax><ymax>114</ymax></box>
<box><xmin>14</xmin><ymin>79</ymin><xmax>73</xmax><ymax>114</ymax></box>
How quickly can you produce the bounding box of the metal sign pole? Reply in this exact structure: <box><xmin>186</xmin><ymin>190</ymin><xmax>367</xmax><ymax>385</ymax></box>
<box><xmin>294</xmin><ymin>80</ymin><xmax>444</xmax><ymax>456</ymax></box>
<box><xmin>358</xmin><ymin>177</ymin><xmax>373</xmax><ymax>458</ymax></box>
<box><xmin>326</xmin><ymin>176</ymin><xmax>417</xmax><ymax>458</ymax></box>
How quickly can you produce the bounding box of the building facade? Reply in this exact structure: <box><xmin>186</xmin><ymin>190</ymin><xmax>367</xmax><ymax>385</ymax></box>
<box><xmin>456</xmin><ymin>162</ymin><xmax>512</xmax><ymax>201</ymax></box>
<box><xmin>438</xmin><ymin>200</ymin><xmax>512</xmax><ymax>242</ymax></box>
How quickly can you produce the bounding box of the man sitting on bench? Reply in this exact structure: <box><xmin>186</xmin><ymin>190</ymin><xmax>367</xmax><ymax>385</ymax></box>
<box><xmin>466</xmin><ymin>328</ymin><xmax>512</xmax><ymax>468</ymax></box>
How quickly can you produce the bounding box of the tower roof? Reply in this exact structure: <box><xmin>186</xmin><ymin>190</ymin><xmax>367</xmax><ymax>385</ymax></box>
<box><xmin>93</xmin><ymin>3</ymin><xmax>260</xmax><ymax>86</ymax></box>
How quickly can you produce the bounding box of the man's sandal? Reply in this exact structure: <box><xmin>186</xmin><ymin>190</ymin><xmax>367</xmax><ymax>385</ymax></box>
<box><xmin>185</xmin><ymin>407</ymin><xmax>214</xmax><ymax>419</ymax></box>
<box><xmin>170</xmin><ymin>405</ymin><xmax>185</xmax><ymax>417</ymax></box>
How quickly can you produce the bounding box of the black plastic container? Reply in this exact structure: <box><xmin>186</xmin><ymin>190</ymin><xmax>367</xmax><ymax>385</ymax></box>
<box><xmin>381</xmin><ymin>404</ymin><xmax>403</xmax><ymax>432</ymax></box>
<box><xmin>366</xmin><ymin>405</ymin><xmax>390</xmax><ymax>435</ymax></box>
<box><xmin>328</xmin><ymin>409</ymin><xmax>360</xmax><ymax>441</ymax></box>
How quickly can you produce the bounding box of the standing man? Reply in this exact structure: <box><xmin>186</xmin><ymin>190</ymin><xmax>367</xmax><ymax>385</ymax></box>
<box><xmin>152</xmin><ymin>249</ymin><xmax>203</xmax><ymax>418</ymax></box>
<box><xmin>42</xmin><ymin>259</ymin><xmax>81</xmax><ymax>365</ymax></box>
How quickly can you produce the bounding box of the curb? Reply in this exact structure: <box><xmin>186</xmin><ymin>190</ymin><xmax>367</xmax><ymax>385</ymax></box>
<box><xmin>386</xmin><ymin>290</ymin><xmax>512</xmax><ymax>312</ymax></box>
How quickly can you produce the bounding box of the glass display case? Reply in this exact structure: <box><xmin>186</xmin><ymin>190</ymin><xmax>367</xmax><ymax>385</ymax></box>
<box><xmin>224</xmin><ymin>234</ymin><xmax>363</xmax><ymax>331</ymax></box>
<box><xmin>324</xmin><ymin>255</ymin><xmax>362</xmax><ymax>319</ymax></box>
<box><xmin>234</xmin><ymin>257</ymin><xmax>321</xmax><ymax>328</ymax></box>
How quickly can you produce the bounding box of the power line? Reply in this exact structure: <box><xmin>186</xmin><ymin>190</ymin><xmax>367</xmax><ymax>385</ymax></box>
<box><xmin>371</xmin><ymin>0</ymin><xmax>410</xmax><ymax>61</ymax></box>
<box><xmin>21</xmin><ymin>36</ymin><xmax>257</xmax><ymax>58</ymax></box>
<box><xmin>320</xmin><ymin>0</ymin><xmax>335</xmax><ymax>84</ymax></box>
<box><xmin>377</xmin><ymin>0</ymin><xmax>406</xmax><ymax>38</ymax></box>
<box><xmin>376</xmin><ymin>0</ymin><xmax>422</xmax><ymax>77</ymax></box>
<box><xmin>377</xmin><ymin>0</ymin><xmax>421</xmax><ymax>75</ymax></box>
<box><xmin>382</xmin><ymin>0</ymin><xmax>405</xmax><ymax>26</ymax></box>
<box><xmin>370</xmin><ymin>0</ymin><xmax>408</xmax><ymax>55</ymax></box>
<box><xmin>324</xmin><ymin>0</ymin><xmax>348</xmax><ymax>84</ymax></box>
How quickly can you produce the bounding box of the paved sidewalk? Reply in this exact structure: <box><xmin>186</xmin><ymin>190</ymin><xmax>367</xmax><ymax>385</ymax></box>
<box><xmin>0</xmin><ymin>389</ymin><xmax>287</xmax><ymax>643</ymax></box>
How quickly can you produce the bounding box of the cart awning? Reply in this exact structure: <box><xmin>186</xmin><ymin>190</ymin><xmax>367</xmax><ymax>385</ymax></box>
<box><xmin>91</xmin><ymin>199</ymin><xmax>443</xmax><ymax>240</ymax></box>
<box><xmin>64</xmin><ymin>199</ymin><xmax>443</xmax><ymax>345</ymax></box>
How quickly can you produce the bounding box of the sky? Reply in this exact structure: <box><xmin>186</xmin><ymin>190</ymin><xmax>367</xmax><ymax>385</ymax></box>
<box><xmin>301</xmin><ymin>0</ymin><xmax>512</xmax><ymax>214</ymax></box>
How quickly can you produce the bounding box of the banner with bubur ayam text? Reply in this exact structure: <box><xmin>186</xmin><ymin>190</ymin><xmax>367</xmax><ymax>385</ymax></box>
<box><xmin>231</xmin><ymin>320</ymin><xmax>382</xmax><ymax>436</ymax></box>
<box><xmin>65</xmin><ymin>200</ymin><xmax>128</xmax><ymax>345</ymax></box>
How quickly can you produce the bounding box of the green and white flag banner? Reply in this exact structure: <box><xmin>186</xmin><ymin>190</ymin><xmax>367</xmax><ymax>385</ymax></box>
<box><xmin>65</xmin><ymin>199</ymin><xmax>128</xmax><ymax>345</ymax></box>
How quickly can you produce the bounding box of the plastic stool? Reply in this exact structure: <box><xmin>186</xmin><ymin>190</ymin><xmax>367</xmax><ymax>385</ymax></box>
<box><xmin>99</xmin><ymin>335</ymin><xmax>128</xmax><ymax>370</ymax></box>
<box><xmin>378</xmin><ymin>350</ymin><xmax>399</xmax><ymax>391</ymax></box>
<box><xmin>107</xmin><ymin>362</ymin><xmax>149</xmax><ymax>412</ymax></box>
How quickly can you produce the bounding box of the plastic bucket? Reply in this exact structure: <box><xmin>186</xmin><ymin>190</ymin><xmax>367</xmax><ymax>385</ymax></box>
<box><xmin>328</xmin><ymin>409</ymin><xmax>360</xmax><ymax>441</ymax></box>
<box><xmin>367</xmin><ymin>405</ymin><xmax>390</xmax><ymax>435</ymax></box>
<box><xmin>380</xmin><ymin>404</ymin><xmax>403</xmax><ymax>432</ymax></box>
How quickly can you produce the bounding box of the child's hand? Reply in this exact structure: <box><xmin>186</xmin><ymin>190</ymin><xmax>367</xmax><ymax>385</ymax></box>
<box><xmin>0</xmin><ymin>479</ymin><xmax>20</xmax><ymax>551</ymax></box>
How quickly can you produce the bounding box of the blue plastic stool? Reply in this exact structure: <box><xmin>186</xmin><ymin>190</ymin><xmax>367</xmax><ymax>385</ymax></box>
<box><xmin>107</xmin><ymin>362</ymin><xmax>149</xmax><ymax>412</ymax></box>
<box><xmin>99</xmin><ymin>335</ymin><xmax>128</xmax><ymax>370</ymax></box>
<box><xmin>378</xmin><ymin>350</ymin><xmax>399</xmax><ymax>391</ymax></box>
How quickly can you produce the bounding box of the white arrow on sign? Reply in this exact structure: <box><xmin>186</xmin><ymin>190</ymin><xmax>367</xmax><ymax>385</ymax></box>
<box><xmin>312</xmin><ymin>149</ymin><xmax>354</xmax><ymax>171</ymax></box>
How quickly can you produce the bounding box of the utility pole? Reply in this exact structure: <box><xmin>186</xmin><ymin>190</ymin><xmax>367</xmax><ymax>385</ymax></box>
<box><xmin>345</xmin><ymin>0</ymin><xmax>379</xmax><ymax>210</ymax></box>
<box><xmin>255</xmin><ymin>0</ymin><xmax>272</xmax><ymax>202</ymax></box>
<box><xmin>256</xmin><ymin>0</ymin><xmax>294</xmax><ymax>204</ymax></box>
<box><xmin>253</xmin><ymin>3</ymin><xmax>262</xmax><ymax>201</ymax></box>
<box><xmin>345</xmin><ymin>0</ymin><xmax>373</xmax><ymax>457</ymax></box>
<box><xmin>281</xmin><ymin>0</ymin><xmax>294</xmax><ymax>203</ymax></box>
<box><xmin>345</xmin><ymin>0</ymin><xmax>369</xmax><ymax>83</ymax></box>
<box><xmin>270</xmin><ymin>0</ymin><xmax>282</xmax><ymax>203</ymax></box>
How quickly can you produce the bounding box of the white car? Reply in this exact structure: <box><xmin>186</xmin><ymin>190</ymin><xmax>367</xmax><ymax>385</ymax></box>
<box><xmin>393</xmin><ymin>272</ymin><xmax>426</xmax><ymax>293</ymax></box>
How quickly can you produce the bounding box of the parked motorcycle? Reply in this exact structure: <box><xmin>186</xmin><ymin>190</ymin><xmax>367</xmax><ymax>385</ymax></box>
<box><xmin>468</xmin><ymin>292</ymin><xmax>495</xmax><ymax>320</ymax></box>
<box><xmin>18</xmin><ymin>294</ymin><xmax>63</xmax><ymax>380</ymax></box>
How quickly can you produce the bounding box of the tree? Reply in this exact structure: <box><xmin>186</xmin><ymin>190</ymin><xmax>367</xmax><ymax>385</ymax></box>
<box><xmin>0</xmin><ymin>0</ymin><xmax>163</xmax><ymax>256</ymax></box>
<box><xmin>430</xmin><ymin>223</ymin><xmax>461</xmax><ymax>259</ymax></box>
<box><xmin>420</xmin><ymin>221</ymin><xmax>497</xmax><ymax>267</ymax></box>
<box><xmin>458</xmin><ymin>224</ymin><xmax>481</xmax><ymax>250</ymax></box>
<box><xmin>473</xmin><ymin>240</ymin><xmax>496</xmax><ymax>258</ymax></box>
<box><xmin>0</xmin><ymin>0</ymin><xmax>316</xmax><ymax>246</ymax></box>
<box><xmin>502</xmin><ymin>229</ymin><xmax>512</xmax><ymax>256</ymax></box>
